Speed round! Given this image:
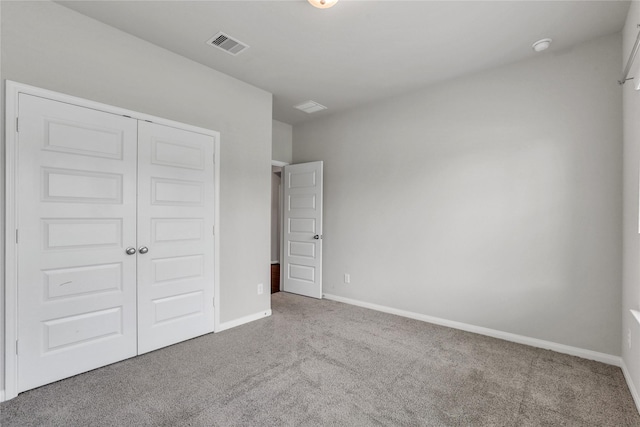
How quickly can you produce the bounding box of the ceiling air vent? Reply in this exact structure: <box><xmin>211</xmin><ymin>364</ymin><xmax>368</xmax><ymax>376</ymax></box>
<box><xmin>294</xmin><ymin>100</ymin><xmax>327</xmax><ymax>114</ymax></box>
<box><xmin>206</xmin><ymin>32</ymin><xmax>249</xmax><ymax>56</ymax></box>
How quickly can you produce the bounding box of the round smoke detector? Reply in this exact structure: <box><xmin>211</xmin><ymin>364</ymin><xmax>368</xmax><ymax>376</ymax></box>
<box><xmin>532</xmin><ymin>38</ymin><xmax>552</xmax><ymax>52</ymax></box>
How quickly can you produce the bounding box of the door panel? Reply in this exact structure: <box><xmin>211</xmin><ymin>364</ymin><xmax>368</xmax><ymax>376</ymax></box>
<box><xmin>137</xmin><ymin>121</ymin><xmax>215</xmax><ymax>354</ymax></box>
<box><xmin>282</xmin><ymin>161</ymin><xmax>323</xmax><ymax>299</ymax></box>
<box><xmin>17</xmin><ymin>94</ymin><xmax>138</xmax><ymax>392</ymax></box>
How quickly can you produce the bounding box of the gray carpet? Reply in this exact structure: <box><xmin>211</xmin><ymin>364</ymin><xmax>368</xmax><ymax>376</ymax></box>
<box><xmin>1</xmin><ymin>292</ymin><xmax>638</xmax><ymax>426</ymax></box>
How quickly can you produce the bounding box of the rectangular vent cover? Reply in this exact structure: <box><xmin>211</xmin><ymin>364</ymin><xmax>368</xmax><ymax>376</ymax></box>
<box><xmin>206</xmin><ymin>32</ymin><xmax>249</xmax><ymax>56</ymax></box>
<box><xmin>294</xmin><ymin>101</ymin><xmax>328</xmax><ymax>114</ymax></box>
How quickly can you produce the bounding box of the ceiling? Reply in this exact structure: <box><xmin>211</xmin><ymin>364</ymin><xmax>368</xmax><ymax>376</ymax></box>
<box><xmin>58</xmin><ymin>1</ymin><xmax>630</xmax><ymax>125</ymax></box>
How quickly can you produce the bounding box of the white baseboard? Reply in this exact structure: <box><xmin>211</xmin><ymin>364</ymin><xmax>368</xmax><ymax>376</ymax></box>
<box><xmin>0</xmin><ymin>389</ymin><xmax>5</xmax><ymax>403</ymax></box>
<box><xmin>323</xmin><ymin>293</ymin><xmax>621</xmax><ymax>366</ymax></box>
<box><xmin>215</xmin><ymin>309</ymin><xmax>272</xmax><ymax>332</ymax></box>
<box><xmin>622</xmin><ymin>360</ymin><xmax>640</xmax><ymax>414</ymax></box>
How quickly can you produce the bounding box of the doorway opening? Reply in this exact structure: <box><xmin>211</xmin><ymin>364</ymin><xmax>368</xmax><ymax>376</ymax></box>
<box><xmin>271</xmin><ymin>163</ymin><xmax>286</xmax><ymax>294</ymax></box>
<box><xmin>272</xmin><ymin>161</ymin><xmax>324</xmax><ymax>299</ymax></box>
<box><xmin>272</xmin><ymin>161</ymin><xmax>323</xmax><ymax>299</ymax></box>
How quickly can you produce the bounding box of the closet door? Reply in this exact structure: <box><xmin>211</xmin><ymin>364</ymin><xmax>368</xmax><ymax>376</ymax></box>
<box><xmin>136</xmin><ymin>121</ymin><xmax>215</xmax><ymax>354</ymax></box>
<box><xmin>17</xmin><ymin>94</ymin><xmax>138</xmax><ymax>392</ymax></box>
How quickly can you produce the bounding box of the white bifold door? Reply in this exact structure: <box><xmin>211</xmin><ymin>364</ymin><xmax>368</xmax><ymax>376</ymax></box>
<box><xmin>16</xmin><ymin>94</ymin><xmax>215</xmax><ymax>392</ymax></box>
<box><xmin>282</xmin><ymin>161</ymin><xmax>323</xmax><ymax>299</ymax></box>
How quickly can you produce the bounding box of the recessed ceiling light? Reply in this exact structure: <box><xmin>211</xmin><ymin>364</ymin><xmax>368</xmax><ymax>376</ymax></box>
<box><xmin>532</xmin><ymin>38</ymin><xmax>552</xmax><ymax>52</ymax></box>
<box><xmin>308</xmin><ymin>0</ymin><xmax>338</xmax><ymax>9</ymax></box>
<box><xmin>294</xmin><ymin>100</ymin><xmax>327</xmax><ymax>114</ymax></box>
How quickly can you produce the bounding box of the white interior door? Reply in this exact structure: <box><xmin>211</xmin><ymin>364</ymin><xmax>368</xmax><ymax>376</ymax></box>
<box><xmin>17</xmin><ymin>94</ymin><xmax>138</xmax><ymax>392</ymax></box>
<box><xmin>282</xmin><ymin>161</ymin><xmax>323</xmax><ymax>299</ymax></box>
<box><xmin>136</xmin><ymin>121</ymin><xmax>216</xmax><ymax>354</ymax></box>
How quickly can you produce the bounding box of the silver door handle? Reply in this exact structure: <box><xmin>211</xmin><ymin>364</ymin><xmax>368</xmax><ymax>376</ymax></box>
<box><xmin>125</xmin><ymin>247</ymin><xmax>136</xmax><ymax>255</ymax></box>
<box><xmin>138</xmin><ymin>246</ymin><xmax>149</xmax><ymax>254</ymax></box>
<box><xmin>313</xmin><ymin>235</ymin><xmax>320</xmax><ymax>240</ymax></box>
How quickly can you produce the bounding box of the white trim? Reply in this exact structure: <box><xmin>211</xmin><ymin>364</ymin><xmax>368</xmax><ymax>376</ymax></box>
<box><xmin>271</xmin><ymin>160</ymin><xmax>289</xmax><ymax>167</ymax></box>
<box><xmin>5</xmin><ymin>81</ymin><xmax>20</xmax><ymax>401</ymax></box>
<box><xmin>6</xmin><ymin>81</ymin><xmax>217</xmax><ymax>136</ymax></box>
<box><xmin>631</xmin><ymin>309</ymin><xmax>640</xmax><ymax>325</ymax></box>
<box><xmin>323</xmin><ymin>293</ymin><xmax>621</xmax><ymax>366</ymax></box>
<box><xmin>0</xmin><ymin>390</ymin><xmax>5</xmax><ymax>403</ymax></box>
<box><xmin>279</xmin><ymin>172</ymin><xmax>285</xmax><ymax>293</ymax></box>
<box><xmin>213</xmin><ymin>130</ymin><xmax>221</xmax><ymax>346</ymax></box>
<box><xmin>4</xmin><ymin>80</ymin><xmax>221</xmax><ymax>401</ymax></box>
<box><xmin>215</xmin><ymin>310</ymin><xmax>272</xmax><ymax>332</ymax></box>
<box><xmin>271</xmin><ymin>260</ymin><xmax>280</xmax><ymax>264</ymax></box>
<box><xmin>622</xmin><ymin>360</ymin><xmax>640</xmax><ymax>414</ymax></box>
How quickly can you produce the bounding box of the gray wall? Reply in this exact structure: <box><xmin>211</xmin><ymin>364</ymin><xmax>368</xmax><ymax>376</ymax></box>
<box><xmin>622</xmin><ymin>0</ymin><xmax>640</xmax><ymax>402</ymax></box>
<box><xmin>1</xmin><ymin>0</ymin><xmax>272</xmax><ymax>393</ymax></box>
<box><xmin>272</xmin><ymin>120</ymin><xmax>292</xmax><ymax>163</ymax></box>
<box><xmin>294</xmin><ymin>33</ymin><xmax>623</xmax><ymax>355</ymax></box>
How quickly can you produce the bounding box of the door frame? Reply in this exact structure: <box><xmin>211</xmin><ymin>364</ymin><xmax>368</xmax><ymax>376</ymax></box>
<box><xmin>3</xmin><ymin>80</ymin><xmax>221</xmax><ymax>401</ymax></box>
<box><xmin>271</xmin><ymin>160</ymin><xmax>289</xmax><ymax>292</ymax></box>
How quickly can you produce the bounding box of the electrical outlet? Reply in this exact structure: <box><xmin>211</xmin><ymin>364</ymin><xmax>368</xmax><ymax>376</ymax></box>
<box><xmin>344</xmin><ymin>273</ymin><xmax>350</xmax><ymax>284</ymax></box>
<box><xmin>257</xmin><ymin>283</ymin><xmax>264</xmax><ymax>295</ymax></box>
<box><xmin>628</xmin><ymin>328</ymin><xmax>632</xmax><ymax>350</ymax></box>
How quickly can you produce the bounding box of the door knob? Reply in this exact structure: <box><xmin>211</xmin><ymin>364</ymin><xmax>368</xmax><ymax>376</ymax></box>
<box><xmin>313</xmin><ymin>235</ymin><xmax>320</xmax><ymax>240</ymax></box>
<box><xmin>138</xmin><ymin>246</ymin><xmax>149</xmax><ymax>254</ymax></box>
<box><xmin>125</xmin><ymin>247</ymin><xmax>136</xmax><ymax>255</ymax></box>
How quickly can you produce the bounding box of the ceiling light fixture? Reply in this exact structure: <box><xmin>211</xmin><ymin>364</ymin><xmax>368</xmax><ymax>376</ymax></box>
<box><xmin>532</xmin><ymin>38</ymin><xmax>552</xmax><ymax>52</ymax></box>
<box><xmin>308</xmin><ymin>0</ymin><xmax>338</xmax><ymax>9</ymax></box>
